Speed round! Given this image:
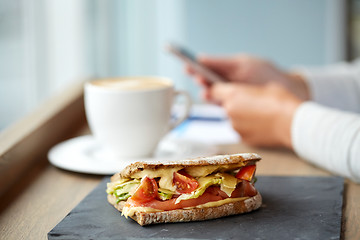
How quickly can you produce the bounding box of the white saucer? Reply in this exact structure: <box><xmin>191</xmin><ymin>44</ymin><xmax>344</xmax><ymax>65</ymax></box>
<box><xmin>48</xmin><ymin>135</ymin><xmax>218</xmax><ymax>175</ymax></box>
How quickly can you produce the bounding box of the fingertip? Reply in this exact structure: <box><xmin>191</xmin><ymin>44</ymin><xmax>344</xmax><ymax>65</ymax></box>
<box><xmin>185</xmin><ymin>65</ymin><xmax>194</xmax><ymax>75</ymax></box>
<box><xmin>198</xmin><ymin>76</ymin><xmax>211</xmax><ymax>87</ymax></box>
<box><xmin>202</xmin><ymin>88</ymin><xmax>217</xmax><ymax>103</ymax></box>
<box><xmin>201</xmin><ymin>89</ymin><xmax>210</xmax><ymax>101</ymax></box>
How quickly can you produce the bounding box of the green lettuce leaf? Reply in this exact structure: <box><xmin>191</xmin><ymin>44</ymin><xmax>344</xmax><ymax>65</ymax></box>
<box><xmin>107</xmin><ymin>179</ymin><xmax>140</xmax><ymax>202</ymax></box>
<box><xmin>158</xmin><ymin>188</ymin><xmax>175</xmax><ymax>200</ymax></box>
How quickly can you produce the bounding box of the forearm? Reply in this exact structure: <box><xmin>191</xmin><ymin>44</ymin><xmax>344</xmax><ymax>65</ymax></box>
<box><xmin>291</xmin><ymin>102</ymin><xmax>360</xmax><ymax>183</ymax></box>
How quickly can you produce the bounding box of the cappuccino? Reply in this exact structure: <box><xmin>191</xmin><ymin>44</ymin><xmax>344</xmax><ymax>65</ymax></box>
<box><xmin>91</xmin><ymin>77</ymin><xmax>171</xmax><ymax>91</ymax></box>
<box><xmin>84</xmin><ymin>76</ymin><xmax>191</xmax><ymax>159</ymax></box>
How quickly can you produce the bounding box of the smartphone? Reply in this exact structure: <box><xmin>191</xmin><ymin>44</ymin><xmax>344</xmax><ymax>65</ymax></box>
<box><xmin>167</xmin><ymin>43</ymin><xmax>228</xmax><ymax>83</ymax></box>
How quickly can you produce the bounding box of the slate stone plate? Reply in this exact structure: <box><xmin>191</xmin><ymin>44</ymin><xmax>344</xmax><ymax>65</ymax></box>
<box><xmin>48</xmin><ymin>176</ymin><xmax>344</xmax><ymax>240</ymax></box>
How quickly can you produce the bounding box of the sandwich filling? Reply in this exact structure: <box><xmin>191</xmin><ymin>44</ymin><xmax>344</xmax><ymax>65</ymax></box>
<box><xmin>107</xmin><ymin>163</ymin><xmax>258</xmax><ymax>218</ymax></box>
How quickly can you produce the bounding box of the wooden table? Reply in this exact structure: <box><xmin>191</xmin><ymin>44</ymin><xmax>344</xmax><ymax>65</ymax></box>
<box><xmin>0</xmin><ymin>83</ymin><xmax>359</xmax><ymax>240</ymax></box>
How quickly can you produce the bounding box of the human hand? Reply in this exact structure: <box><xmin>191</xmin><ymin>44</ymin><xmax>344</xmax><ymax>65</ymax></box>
<box><xmin>186</xmin><ymin>55</ymin><xmax>310</xmax><ymax>101</ymax></box>
<box><xmin>209</xmin><ymin>82</ymin><xmax>302</xmax><ymax>148</ymax></box>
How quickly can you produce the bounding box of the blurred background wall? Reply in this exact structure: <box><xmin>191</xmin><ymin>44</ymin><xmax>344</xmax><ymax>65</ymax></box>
<box><xmin>0</xmin><ymin>0</ymin><xmax>355</xmax><ymax>130</ymax></box>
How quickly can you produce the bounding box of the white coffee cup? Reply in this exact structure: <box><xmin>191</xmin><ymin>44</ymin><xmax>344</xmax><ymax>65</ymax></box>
<box><xmin>84</xmin><ymin>76</ymin><xmax>191</xmax><ymax>158</ymax></box>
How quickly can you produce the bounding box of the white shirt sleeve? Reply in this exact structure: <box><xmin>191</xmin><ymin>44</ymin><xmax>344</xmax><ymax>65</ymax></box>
<box><xmin>296</xmin><ymin>59</ymin><xmax>360</xmax><ymax>113</ymax></box>
<box><xmin>292</xmin><ymin>102</ymin><xmax>360</xmax><ymax>183</ymax></box>
<box><xmin>291</xmin><ymin>60</ymin><xmax>360</xmax><ymax>182</ymax></box>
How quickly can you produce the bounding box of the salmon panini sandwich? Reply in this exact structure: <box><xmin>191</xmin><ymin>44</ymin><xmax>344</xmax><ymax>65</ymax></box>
<box><xmin>106</xmin><ymin>153</ymin><xmax>262</xmax><ymax>226</ymax></box>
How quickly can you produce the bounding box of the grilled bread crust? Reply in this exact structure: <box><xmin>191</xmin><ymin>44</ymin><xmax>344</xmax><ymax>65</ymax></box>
<box><xmin>112</xmin><ymin>153</ymin><xmax>261</xmax><ymax>181</ymax></box>
<box><xmin>107</xmin><ymin>192</ymin><xmax>262</xmax><ymax>226</ymax></box>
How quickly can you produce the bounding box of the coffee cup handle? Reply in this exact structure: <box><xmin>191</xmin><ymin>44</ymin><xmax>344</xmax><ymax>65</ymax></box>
<box><xmin>170</xmin><ymin>90</ymin><xmax>192</xmax><ymax>130</ymax></box>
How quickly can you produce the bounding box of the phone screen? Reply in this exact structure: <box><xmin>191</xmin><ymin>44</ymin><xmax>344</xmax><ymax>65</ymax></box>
<box><xmin>167</xmin><ymin>44</ymin><xmax>227</xmax><ymax>83</ymax></box>
<box><xmin>176</xmin><ymin>46</ymin><xmax>197</xmax><ymax>61</ymax></box>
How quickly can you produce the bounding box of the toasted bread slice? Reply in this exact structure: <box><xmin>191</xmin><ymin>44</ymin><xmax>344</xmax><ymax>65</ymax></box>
<box><xmin>108</xmin><ymin>192</ymin><xmax>262</xmax><ymax>226</ymax></box>
<box><xmin>112</xmin><ymin>153</ymin><xmax>261</xmax><ymax>181</ymax></box>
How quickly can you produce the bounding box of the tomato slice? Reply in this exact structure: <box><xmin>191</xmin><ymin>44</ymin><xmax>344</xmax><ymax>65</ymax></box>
<box><xmin>236</xmin><ymin>165</ymin><xmax>256</xmax><ymax>181</ymax></box>
<box><xmin>173</xmin><ymin>170</ymin><xmax>199</xmax><ymax>194</ymax></box>
<box><xmin>130</xmin><ymin>176</ymin><xmax>158</xmax><ymax>203</ymax></box>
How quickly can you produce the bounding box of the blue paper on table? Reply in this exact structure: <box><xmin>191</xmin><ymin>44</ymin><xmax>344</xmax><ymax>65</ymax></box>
<box><xmin>170</xmin><ymin>104</ymin><xmax>240</xmax><ymax>144</ymax></box>
<box><xmin>48</xmin><ymin>176</ymin><xmax>343</xmax><ymax>240</ymax></box>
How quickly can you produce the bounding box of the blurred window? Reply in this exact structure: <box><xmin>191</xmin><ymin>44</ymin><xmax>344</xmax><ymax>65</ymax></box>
<box><xmin>0</xmin><ymin>0</ymin><xmax>347</xmax><ymax>131</ymax></box>
<box><xmin>349</xmin><ymin>0</ymin><xmax>360</xmax><ymax>60</ymax></box>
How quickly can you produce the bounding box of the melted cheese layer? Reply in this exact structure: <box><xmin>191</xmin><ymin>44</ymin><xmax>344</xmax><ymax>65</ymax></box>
<box><xmin>131</xmin><ymin>167</ymin><xmax>182</xmax><ymax>191</ymax></box>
